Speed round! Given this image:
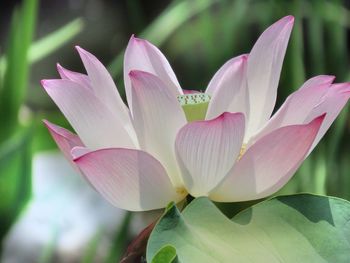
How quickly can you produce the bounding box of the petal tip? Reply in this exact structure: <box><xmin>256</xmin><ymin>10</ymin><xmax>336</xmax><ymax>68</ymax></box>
<box><xmin>312</xmin><ymin>113</ymin><xmax>326</xmax><ymax>126</ymax></box>
<box><xmin>130</xmin><ymin>34</ymin><xmax>144</xmax><ymax>43</ymax></box>
<box><xmin>42</xmin><ymin>119</ymin><xmax>60</xmax><ymax>136</ymax></box>
<box><xmin>40</xmin><ymin>79</ymin><xmax>49</xmax><ymax>88</ymax></box>
<box><xmin>128</xmin><ymin>69</ymin><xmax>150</xmax><ymax>79</ymax></box>
<box><xmin>42</xmin><ymin>119</ymin><xmax>50</xmax><ymax>127</ymax></box>
<box><xmin>75</xmin><ymin>46</ymin><xmax>90</xmax><ymax>58</ymax></box>
<box><xmin>75</xmin><ymin>45</ymin><xmax>83</xmax><ymax>52</ymax></box>
<box><xmin>241</xmin><ymin>54</ymin><xmax>248</xmax><ymax>61</ymax></box>
<box><xmin>208</xmin><ymin>112</ymin><xmax>245</xmax><ymax>124</ymax></box>
<box><xmin>56</xmin><ymin>63</ymin><xmax>65</xmax><ymax>74</ymax></box>
<box><xmin>275</xmin><ymin>15</ymin><xmax>294</xmax><ymax>29</ymax></box>
<box><xmin>71</xmin><ymin>146</ymin><xmax>90</xmax><ymax>160</ymax></box>
<box><xmin>128</xmin><ymin>70</ymin><xmax>138</xmax><ymax>78</ymax></box>
<box><xmin>323</xmin><ymin>75</ymin><xmax>336</xmax><ymax>84</ymax></box>
<box><xmin>285</xmin><ymin>15</ymin><xmax>295</xmax><ymax>23</ymax></box>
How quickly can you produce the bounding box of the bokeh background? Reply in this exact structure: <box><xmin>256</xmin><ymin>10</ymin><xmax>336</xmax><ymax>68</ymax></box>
<box><xmin>0</xmin><ymin>0</ymin><xmax>349</xmax><ymax>262</ymax></box>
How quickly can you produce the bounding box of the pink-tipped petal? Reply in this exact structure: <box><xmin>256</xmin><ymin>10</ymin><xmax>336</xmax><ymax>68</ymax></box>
<box><xmin>124</xmin><ymin>36</ymin><xmax>182</xmax><ymax>112</ymax></box>
<box><xmin>250</xmin><ymin>75</ymin><xmax>334</xmax><ymax>144</ymax></box>
<box><xmin>71</xmin><ymin>146</ymin><xmax>90</xmax><ymax>159</ymax></box>
<box><xmin>205</xmin><ymin>55</ymin><xmax>249</xmax><ymax>120</ymax></box>
<box><xmin>246</xmin><ymin>16</ymin><xmax>294</xmax><ymax>138</ymax></box>
<box><xmin>73</xmin><ymin>148</ymin><xmax>185</xmax><ymax>211</ymax></box>
<box><xmin>130</xmin><ymin>70</ymin><xmax>186</xmax><ymax>187</ymax></box>
<box><xmin>57</xmin><ymin>63</ymin><xmax>93</xmax><ymax>90</ymax></box>
<box><xmin>210</xmin><ymin>114</ymin><xmax>324</xmax><ymax>202</ymax></box>
<box><xmin>175</xmin><ymin>112</ymin><xmax>245</xmax><ymax>197</ymax></box>
<box><xmin>43</xmin><ymin>120</ymin><xmax>85</xmax><ymax>169</ymax></box>
<box><xmin>305</xmin><ymin>83</ymin><xmax>350</xmax><ymax>151</ymax></box>
<box><xmin>42</xmin><ymin>79</ymin><xmax>136</xmax><ymax>149</ymax></box>
<box><xmin>75</xmin><ymin>46</ymin><xmax>133</xmax><ymax>130</ymax></box>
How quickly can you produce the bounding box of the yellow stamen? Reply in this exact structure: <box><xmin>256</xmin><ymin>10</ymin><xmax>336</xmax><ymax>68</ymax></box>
<box><xmin>176</xmin><ymin>187</ymin><xmax>187</xmax><ymax>196</ymax></box>
<box><xmin>239</xmin><ymin>144</ymin><xmax>247</xmax><ymax>160</ymax></box>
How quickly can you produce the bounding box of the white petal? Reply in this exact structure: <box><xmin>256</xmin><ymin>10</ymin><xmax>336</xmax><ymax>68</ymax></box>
<box><xmin>74</xmin><ymin>148</ymin><xmax>186</xmax><ymax>211</ymax></box>
<box><xmin>305</xmin><ymin>83</ymin><xmax>350</xmax><ymax>151</ymax></box>
<box><xmin>210</xmin><ymin>115</ymin><xmax>324</xmax><ymax>202</ymax></box>
<box><xmin>250</xmin><ymin>75</ymin><xmax>334</xmax><ymax>145</ymax></box>
<box><xmin>43</xmin><ymin>120</ymin><xmax>84</xmax><ymax>170</ymax></box>
<box><xmin>57</xmin><ymin>63</ymin><xmax>93</xmax><ymax>90</ymax></box>
<box><xmin>42</xmin><ymin>79</ymin><xmax>136</xmax><ymax>149</ymax></box>
<box><xmin>246</xmin><ymin>16</ymin><xmax>294</xmax><ymax>138</ymax></box>
<box><xmin>124</xmin><ymin>35</ymin><xmax>182</xmax><ymax>112</ymax></box>
<box><xmin>205</xmin><ymin>55</ymin><xmax>249</xmax><ymax>120</ymax></box>
<box><xmin>129</xmin><ymin>70</ymin><xmax>187</xmax><ymax>187</ymax></box>
<box><xmin>175</xmin><ymin>112</ymin><xmax>245</xmax><ymax>197</ymax></box>
<box><xmin>75</xmin><ymin>46</ymin><xmax>134</xmax><ymax>134</ymax></box>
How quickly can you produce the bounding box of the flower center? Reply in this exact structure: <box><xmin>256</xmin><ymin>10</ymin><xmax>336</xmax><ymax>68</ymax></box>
<box><xmin>177</xmin><ymin>93</ymin><xmax>211</xmax><ymax>122</ymax></box>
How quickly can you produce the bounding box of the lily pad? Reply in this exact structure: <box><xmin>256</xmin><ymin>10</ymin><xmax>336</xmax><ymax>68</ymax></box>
<box><xmin>147</xmin><ymin>194</ymin><xmax>350</xmax><ymax>263</ymax></box>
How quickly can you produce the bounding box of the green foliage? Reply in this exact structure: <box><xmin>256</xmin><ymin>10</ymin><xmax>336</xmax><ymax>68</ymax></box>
<box><xmin>147</xmin><ymin>195</ymin><xmax>350</xmax><ymax>263</ymax></box>
<box><xmin>28</xmin><ymin>18</ymin><xmax>84</xmax><ymax>64</ymax></box>
<box><xmin>0</xmin><ymin>0</ymin><xmax>84</xmax><ymax>250</ymax></box>
<box><xmin>151</xmin><ymin>245</ymin><xmax>177</xmax><ymax>263</ymax></box>
<box><xmin>0</xmin><ymin>0</ymin><xmax>38</xmax><ymax>142</ymax></box>
<box><xmin>0</xmin><ymin>126</ymin><xmax>33</xmax><ymax>242</ymax></box>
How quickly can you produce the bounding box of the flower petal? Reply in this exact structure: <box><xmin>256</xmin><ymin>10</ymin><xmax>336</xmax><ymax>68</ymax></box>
<box><xmin>124</xmin><ymin>35</ymin><xmax>182</xmax><ymax>112</ymax></box>
<box><xmin>250</xmin><ymin>75</ymin><xmax>334</xmax><ymax>144</ymax></box>
<box><xmin>305</xmin><ymin>83</ymin><xmax>350</xmax><ymax>151</ymax></box>
<box><xmin>175</xmin><ymin>112</ymin><xmax>245</xmax><ymax>197</ymax></box>
<box><xmin>205</xmin><ymin>55</ymin><xmax>248</xmax><ymax>120</ymax></box>
<box><xmin>210</xmin><ymin>115</ymin><xmax>324</xmax><ymax>202</ymax></box>
<box><xmin>75</xmin><ymin>46</ymin><xmax>132</xmax><ymax>129</ymax></box>
<box><xmin>43</xmin><ymin>120</ymin><xmax>84</xmax><ymax>168</ymax></box>
<box><xmin>73</xmin><ymin>148</ymin><xmax>185</xmax><ymax>211</ymax></box>
<box><xmin>57</xmin><ymin>63</ymin><xmax>93</xmax><ymax>90</ymax></box>
<box><xmin>42</xmin><ymin>79</ymin><xmax>136</xmax><ymax>149</ymax></box>
<box><xmin>129</xmin><ymin>70</ymin><xmax>186</xmax><ymax>187</ymax></box>
<box><xmin>246</xmin><ymin>16</ymin><xmax>294</xmax><ymax>138</ymax></box>
<box><xmin>71</xmin><ymin>146</ymin><xmax>90</xmax><ymax>159</ymax></box>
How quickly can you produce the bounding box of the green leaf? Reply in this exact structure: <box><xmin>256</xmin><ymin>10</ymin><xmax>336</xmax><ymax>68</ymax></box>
<box><xmin>147</xmin><ymin>194</ymin><xmax>350</xmax><ymax>263</ymax></box>
<box><xmin>0</xmin><ymin>0</ymin><xmax>38</xmax><ymax>141</ymax></box>
<box><xmin>152</xmin><ymin>245</ymin><xmax>178</xmax><ymax>263</ymax></box>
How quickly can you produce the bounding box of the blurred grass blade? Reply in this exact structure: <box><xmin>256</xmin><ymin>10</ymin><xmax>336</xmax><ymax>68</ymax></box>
<box><xmin>0</xmin><ymin>125</ymin><xmax>33</xmax><ymax>243</ymax></box>
<box><xmin>29</xmin><ymin>18</ymin><xmax>84</xmax><ymax>64</ymax></box>
<box><xmin>0</xmin><ymin>19</ymin><xmax>84</xmax><ymax>76</ymax></box>
<box><xmin>285</xmin><ymin>0</ymin><xmax>305</xmax><ymax>91</ymax></box>
<box><xmin>0</xmin><ymin>0</ymin><xmax>38</xmax><ymax>142</ymax></box>
<box><xmin>38</xmin><ymin>229</ymin><xmax>58</xmax><ymax>263</ymax></box>
<box><xmin>105</xmin><ymin>212</ymin><xmax>132</xmax><ymax>263</ymax></box>
<box><xmin>322</xmin><ymin>0</ymin><xmax>349</xmax><ymax>195</ymax></box>
<box><xmin>313</xmin><ymin>146</ymin><xmax>327</xmax><ymax>195</ymax></box>
<box><xmin>81</xmin><ymin>230</ymin><xmax>103</xmax><ymax>263</ymax></box>
<box><xmin>306</xmin><ymin>0</ymin><xmax>325</xmax><ymax>75</ymax></box>
<box><xmin>108</xmin><ymin>0</ymin><xmax>217</xmax><ymax>78</ymax></box>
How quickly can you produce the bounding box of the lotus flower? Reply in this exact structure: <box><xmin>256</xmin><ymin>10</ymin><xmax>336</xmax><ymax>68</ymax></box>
<box><xmin>42</xmin><ymin>16</ymin><xmax>350</xmax><ymax>211</ymax></box>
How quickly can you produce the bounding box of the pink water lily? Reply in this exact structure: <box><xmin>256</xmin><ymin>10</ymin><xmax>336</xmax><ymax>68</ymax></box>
<box><xmin>42</xmin><ymin>16</ymin><xmax>350</xmax><ymax>211</ymax></box>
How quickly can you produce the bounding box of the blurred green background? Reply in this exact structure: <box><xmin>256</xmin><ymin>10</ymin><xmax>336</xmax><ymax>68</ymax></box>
<box><xmin>0</xmin><ymin>0</ymin><xmax>349</xmax><ymax>262</ymax></box>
